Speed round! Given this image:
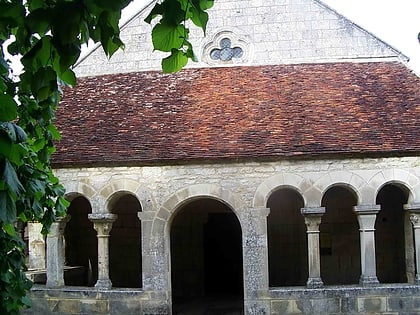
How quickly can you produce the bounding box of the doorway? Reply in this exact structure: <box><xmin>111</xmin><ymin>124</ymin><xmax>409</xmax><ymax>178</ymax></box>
<box><xmin>170</xmin><ymin>198</ymin><xmax>244</xmax><ymax>314</ymax></box>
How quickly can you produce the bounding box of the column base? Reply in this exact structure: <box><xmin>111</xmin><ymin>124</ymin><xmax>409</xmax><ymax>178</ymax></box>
<box><xmin>306</xmin><ymin>277</ymin><xmax>323</xmax><ymax>288</ymax></box>
<box><xmin>415</xmin><ymin>275</ymin><xmax>420</xmax><ymax>285</ymax></box>
<box><xmin>359</xmin><ymin>275</ymin><xmax>379</xmax><ymax>286</ymax></box>
<box><xmin>46</xmin><ymin>280</ymin><xmax>65</xmax><ymax>288</ymax></box>
<box><xmin>94</xmin><ymin>279</ymin><xmax>113</xmax><ymax>289</ymax></box>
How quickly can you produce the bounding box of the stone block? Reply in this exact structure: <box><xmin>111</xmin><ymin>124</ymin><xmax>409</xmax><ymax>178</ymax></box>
<box><xmin>388</xmin><ymin>296</ymin><xmax>420</xmax><ymax>312</ymax></box>
<box><xmin>80</xmin><ymin>299</ymin><xmax>109</xmax><ymax>314</ymax></box>
<box><xmin>49</xmin><ymin>298</ymin><xmax>81</xmax><ymax>314</ymax></box>
<box><xmin>357</xmin><ymin>296</ymin><xmax>386</xmax><ymax>313</ymax></box>
<box><xmin>271</xmin><ymin>299</ymin><xmax>302</xmax><ymax>314</ymax></box>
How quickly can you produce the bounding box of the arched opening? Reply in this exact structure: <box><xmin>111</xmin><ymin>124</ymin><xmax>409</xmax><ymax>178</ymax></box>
<box><xmin>267</xmin><ymin>188</ymin><xmax>307</xmax><ymax>286</ymax></box>
<box><xmin>171</xmin><ymin>198</ymin><xmax>243</xmax><ymax>314</ymax></box>
<box><xmin>109</xmin><ymin>193</ymin><xmax>142</xmax><ymax>288</ymax></box>
<box><xmin>375</xmin><ymin>184</ymin><xmax>409</xmax><ymax>283</ymax></box>
<box><xmin>320</xmin><ymin>186</ymin><xmax>360</xmax><ymax>285</ymax></box>
<box><xmin>64</xmin><ymin>196</ymin><xmax>98</xmax><ymax>286</ymax></box>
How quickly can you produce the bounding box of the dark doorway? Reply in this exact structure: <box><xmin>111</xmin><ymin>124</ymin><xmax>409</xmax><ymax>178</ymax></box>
<box><xmin>64</xmin><ymin>196</ymin><xmax>98</xmax><ymax>286</ymax></box>
<box><xmin>267</xmin><ymin>188</ymin><xmax>307</xmax><ymax>287</ymax></box>
<box><xmin>171</xmin><ymin>198</ymin><xmax>243</xmax><ymax>314</ymax></box>
<box><xmin>375</xmin><ymin>184</ymin><xmax>409</xmax><ymax>283</ymax></box>
<box><xmin>320</xmin><ymin>186</ymin><xmax>360</xmax><ymax>285</ymax></box>
<box><xmin>109</xmin><ymin>194</ymin><xmax>142</xmax><ymax>288</ymax></box>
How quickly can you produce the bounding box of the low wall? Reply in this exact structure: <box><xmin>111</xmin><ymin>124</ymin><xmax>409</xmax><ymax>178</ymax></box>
<box><xmin>23</xmin><ymin>284</ymin><xmax>420</xmax><ymax>314</ymax></box>
<box><xmin>269</xmin><ymin>284</ymin><xmax>420</xmax><ymax>314</ymax></box>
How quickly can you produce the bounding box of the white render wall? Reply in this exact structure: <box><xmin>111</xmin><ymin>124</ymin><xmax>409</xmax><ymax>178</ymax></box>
<box><xmin>74</xmin><ymin>0</ymin><xmax>403</xmax><ymax>77</ymax></box>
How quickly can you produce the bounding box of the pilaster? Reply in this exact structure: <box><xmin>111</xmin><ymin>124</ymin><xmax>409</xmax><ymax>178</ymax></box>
<box><xmin>46</xmin><ymin>216</ymin><xmax>70</xmax><ymax>288</ymax></box>
<box><xmin>28</xmin><ymin>222</ymin><xmax>46</xmax><ymax>270</ymax></box>
<box><xmin>404</xmin><ymin>203</ymin><xmax>420</xmax><ymax>285</ymax></box>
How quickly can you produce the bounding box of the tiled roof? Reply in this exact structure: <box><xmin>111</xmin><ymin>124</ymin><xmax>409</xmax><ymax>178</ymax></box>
<box><xmin>53</xmin><ymin>62</ymin><xmax>420</xmax><ymax>166</ymax></box>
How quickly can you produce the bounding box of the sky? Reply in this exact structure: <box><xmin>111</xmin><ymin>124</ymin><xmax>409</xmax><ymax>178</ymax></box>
<box><xmin>321</xmin><ymin>0</ymin><xmax>420</xmax><ymax>74</ymax></box>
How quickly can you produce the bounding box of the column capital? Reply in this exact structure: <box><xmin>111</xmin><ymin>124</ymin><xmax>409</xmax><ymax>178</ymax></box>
<box><xmin>404</xmin><ymin>203</ymin><xmax>420</xmax><ymax>213</ymax></box>
<box><xmin>89</xmin><ymin>213</ymin><xmax>117</xmax><ymax>236</ymax></box>
<box><xmin>353</xmin><ymin>204</ymin><xmax>381</xmax><ymax>215</ymax></box>
<box><xmin>88</xmin><ymin>213</ymin><xmax>117</xmax><ymax>222</ymax></box>
<box><xmin>301</xmin><ymin>207</ymin><xmax>325</xmax><ymax>216</ymax></box>
<box><xmin>409</xmin><ymin>214</ymin><xmax>420</xmax><ymax>228</ymax></box>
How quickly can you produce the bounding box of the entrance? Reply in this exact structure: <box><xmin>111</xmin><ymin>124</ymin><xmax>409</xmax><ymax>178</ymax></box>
<box><xmin>170</xmin><ymin>198</ymin><xmax>243</xmax><ymax>314</ymax></box>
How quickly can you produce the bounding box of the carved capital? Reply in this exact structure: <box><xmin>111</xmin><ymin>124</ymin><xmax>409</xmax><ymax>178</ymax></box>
<box><xmin>88</xmin><ymin>213</ymin><xmax>117</xmax><ymax>236</ymax></box>
<box><xmin>410</xmin><ymin>214</ymin><xmax>420</xmax><ymax>227</ymax></box>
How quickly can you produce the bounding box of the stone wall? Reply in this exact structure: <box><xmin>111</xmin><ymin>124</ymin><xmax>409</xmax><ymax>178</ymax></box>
<box><xmin>23</xmin><ymin>156</ymin><xmax>419</xmax><ymax>314</ymax></box>
<box><xmin>25</xmin><ymin>284</ymin><xmax>420</xmax><ymax>314</ymax></box>
<box><xmin>74</xmin><ymin>0</ymin><xmax>401</xmax><ymax>77</ymax></box>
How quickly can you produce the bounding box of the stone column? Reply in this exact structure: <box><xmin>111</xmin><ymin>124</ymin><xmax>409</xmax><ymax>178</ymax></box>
<box><xmin>243</xmin><ymin>207</ymin><xmax>271</xmax><ymax>315</ymax></box>
<box><xmin>46</xmin><ymin>216</ymin><xmax>70</xmax><ymax>288</ymax></box>
<box><xmin>404</xmin><ymin>203</ymin><xmax>420</xmax><ymax>284</ymax></box>
<box><xmin>88</xmin><ymin>213</ymin><xmax>117</xmax><ymax>289</ymax></box>
<box><xmin>353</xmin><ymin>205</ymin><xmax>380</xmax><ymax>286</ymax></box>
<box><xmin>301</xmin><ymin>207</ymin><xmax>325</xmax><ymax>288</ymax></box>
<box><xmin>28</xmin><ymin>222</ymin><xmax>46</xmax><ymax>270</ymax></box>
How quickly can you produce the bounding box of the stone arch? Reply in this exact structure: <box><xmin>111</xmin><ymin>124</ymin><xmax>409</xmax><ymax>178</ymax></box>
<box><xmin>63</xmin><ymin>182</ymin><xmax>98</xmax><ymax>201</ymax></box>
<box><xmin>157</xmin><ymin>183</ymin><xmax>243</xmax><ymax>230</ymax></box>
<box><xmin>99</xmin><ymin>179</ymin><xmax>143</xmax><ymax>212</ymax></box>
<box><xmin>253</xmin><ymin>173</ymin><xmax>308</xmax><ymax>208</ymax></box>
<box><xmin>315</xmin><ymin>171</ymin><xmax>364</xmax><ymax>206</ymax></box>
<box><xmin>367</xmin><ymin>169</ymin><xmax>418</xmax><ymax>204</ymax></box>
<box><xmin>320</xmin><ymin>181</ymin><xmax>360</xmax><ymax>205</ymax></box>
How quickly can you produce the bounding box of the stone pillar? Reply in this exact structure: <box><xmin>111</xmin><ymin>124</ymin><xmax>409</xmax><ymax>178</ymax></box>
<box><xmin>28</xmin><ymin>222</ymin><xmax>46</xmax><ymax>270</ymax></box>
<box><xmin>404</xmin><ymin>203</ymin><xmax>420</xmax><ymax>284</ymax></box>
<box><xmin>353</xmin><ymin>205</ymin><xmax>380</xmax><ymax>286</ymax></box>
<box><xmin>243</xmin><ymin>207</ymin><xmax>271</xmax><ymax>315</ymax></box>
<box><xmin>88</xmin><ymin>213</ymin><xmax>117</xmax><ymax>289</ymax></box>
<box><xmin>46</xmin><ymin>216</ymin><xmax>70</xmax><ymax>288</ymax></box>
<box><xmin>301</xmin><ymin>207</ymin><xmax>325</xmax><ymax>288</ymax></box>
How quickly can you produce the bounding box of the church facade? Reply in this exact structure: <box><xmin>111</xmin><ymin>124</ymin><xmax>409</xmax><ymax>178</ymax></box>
<box><xmin>25</xmin><ymin>0</ymin><xmax>420</xmax><ymax>314</ymax></box>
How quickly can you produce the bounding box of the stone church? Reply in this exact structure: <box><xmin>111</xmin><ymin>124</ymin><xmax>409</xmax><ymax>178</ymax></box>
<box><xmin>25</xmin><ymin>0</ymin><xmax>420</xmax><ymax>314</ymax></box>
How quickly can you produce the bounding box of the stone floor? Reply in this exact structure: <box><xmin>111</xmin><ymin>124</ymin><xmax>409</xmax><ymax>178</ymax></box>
<box><xmin>173</xmin><ymin>296</ymin><xmax>244</xmax><ymax>315</ymax></box>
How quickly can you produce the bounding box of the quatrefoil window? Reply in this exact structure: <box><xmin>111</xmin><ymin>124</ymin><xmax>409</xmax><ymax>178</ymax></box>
<box><xmin>210</xmin><ymin>38</ymin><xmax>244</xmax><ymax>61</ymax></box>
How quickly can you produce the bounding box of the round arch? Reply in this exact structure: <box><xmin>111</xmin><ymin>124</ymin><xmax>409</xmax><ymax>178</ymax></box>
<box><xmin>156</xmin><ymin>183</ymin><xmax>243</xmax><ymax>232</ymax></box>
<box><xmin>367</xmin><ymin>169</ymin><xmax>418</xmax><ymax>204</ymax></box>
<box><xmin>253</xmin><ymin>173</ymin><xmax>308</xmax><ymax>208</ymax></box>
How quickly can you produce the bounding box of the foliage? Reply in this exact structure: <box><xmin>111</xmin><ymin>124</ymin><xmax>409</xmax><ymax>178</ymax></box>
<box><xmin>0</xmin><ymin>0</ymin><xmax>213</xmax><ymax>313</ymax></box>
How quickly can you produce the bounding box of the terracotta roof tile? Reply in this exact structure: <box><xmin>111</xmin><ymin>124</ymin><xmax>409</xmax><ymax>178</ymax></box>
<box><xmin>53</xmin><ymin>62</ymin><xmax>420</xmax><ymax>166</ymax></box>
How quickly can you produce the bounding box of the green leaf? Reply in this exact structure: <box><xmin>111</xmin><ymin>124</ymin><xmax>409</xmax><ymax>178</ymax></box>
<box><xmin>0</xmin><ymin>131</ymin><xmax>12</xmax><ymax>158</ymax></box>
<box><xmin>58</xmin><ymin>68</ymin><xmax>76</xmax><ymax>87</ymax></box>
<box><xmin>0</xmin><ymin>190</ymin><xmax>16</xmax><ymax>223</ymax></box>
<box><xmin>199</xmin><ymin>0</ymin><xmax>215</xmax><ymax>10</ymax></box>
<box><xmin>0</xmin><ymin>94</ymin><xmax>18</xmax><ymax>121</ymax></box>
<box><xmin>25</xmin><ymin>8</ymin><xmax>51</xmax><ymax>36</ymax></box>
<box><xmin>189</xmin><ymin>6</ymin><xmax>209</xmax><ymax>33</ymax></box>
<box><xmin>31</xmin><ymin>67</ymin><xmax>58</xmax><ymax>101</ymax></box>
<box><xmin>0</xmin><ymin>122</ymin><xmax>27</xmax><ymax>143</ymax></box>
<box><xmin>2</xmin><ymin>223</ymin><xmax>16</xmax><ymax>237</ymax></box>
<box><xmin>162</xmin><ymin>49</ymin><xmax>188</xmax><ymax>73</ymax></box>
<box><xmin>152</xmin><ymin>22</ymin><xmax>186</xmax><ymax>52</ymax></box>
<box><xmin>3</xmin><ymin>159</ymin><xmax>24</xmax><ymax>196</ymax></box>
